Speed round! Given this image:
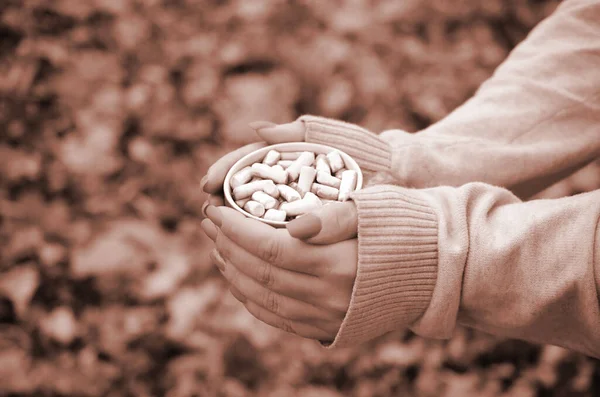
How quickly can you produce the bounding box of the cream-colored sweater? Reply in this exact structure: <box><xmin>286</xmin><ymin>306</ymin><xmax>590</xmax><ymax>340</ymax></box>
<box><xmin>300</xmin><ymin>0</ymin><xmax>600</xmax><ymax>357</ymax></box>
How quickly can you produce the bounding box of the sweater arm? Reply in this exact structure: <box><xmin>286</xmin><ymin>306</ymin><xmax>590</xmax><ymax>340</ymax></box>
<box><xmin>300</xmin><ymin>0</ymin><xmax>600</xmax><ymax>199</ymax></box>
<box><xmin>335</xmin><ymin>184</ymin><xmax>600</xmax><ymax>358</ymax></box>
<box><xmin>298</xmin><ymin>115</ymin><xmax>392</xmax><ymax>174</ymax></box>
<box><xmin>384</xmin><ymin>0</ymin><xmax>600</xmax><ymax>198</ymax></box>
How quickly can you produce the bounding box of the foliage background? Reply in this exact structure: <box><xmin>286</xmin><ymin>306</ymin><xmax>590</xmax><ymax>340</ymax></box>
<box><xmin>1</xmin><ymin>0</ymin><xmax>600</xmax><ymax>396</ymax></box>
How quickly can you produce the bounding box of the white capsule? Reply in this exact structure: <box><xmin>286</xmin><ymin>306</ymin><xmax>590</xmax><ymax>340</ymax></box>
<box><xmin>286</xmin><ymin>152</ymin><xmax>315</xmax><ymax>182</ymax></box>
<box><xmin>327</xmin><ymin>151</ymin><xmax>345</xmax><ymax>173</ymax></box>
<box><xmin>288</xmin><ymin>181</ymin><xmax>300</xmax><ymax>193</ymax></box>
<box><xmin>252</xmin><ymin>191</ymin><xmax>279</xmax><ymax>210</ymax></box>
<box><xmin>235</xmin><ymin>198</ymin><xmax>250</xmax><ymax>208</ymax></box>
<box><xmin>315</xmin><ymin>154</ymin><xmax>331</xmax><ymax>175</ymax></box>
<box><xmin>233</xmin><ymin>179</ymin><xmax>278</xmax><ymax>200</ymax></box>
<box><xmin>334</xmin><ymin>168</ymin><xmax>347</xmax><ymax>179</ymax></box>
<box><xmin>277</xmin><ymin>184</ymin><xmax>301</xmax><ymax>202</ymax></box>
<box><xmin>277</xmin><ymin>160</ymin><xmax>293</xmax><ymax>169</ymax></box>
<box><xmin>262</xmin><ymin>181</ymin><xmax>280</xmax><ymax>198</ymax></box>
<box><xmin>243</xmin><ymin>200</ymin><xmax>265</xmax><ymax>217</ymax></box>
<box><xmin>311</xmin><ymin>183</ymin><xmax>340</xmax><ymax>200</ymax></box>
<box><xmin>230</xmin><ymin>166</ymin><xmax>254</xmax><ymax>189</ymax></box>
<box><xmin>263</xmin><ymin>209</ymin><xmax>287</xmax><ymax>222</ymax></box>
<box><xmin>279</xmin><ymin>192</ymin><xmax>322</xmax><ymax>217</ymax></box>
<box><xmin>251</xmin><ymin>163</ymin><xmax>287</xmax><ymax>184</ymax></box>
<box><xmin>297</xmin><ymin>166</ymin><xmax>317</xmax><ymax>197</ymax></box>
<box><xmin>272</xmin><ymin>164</ymin><xmax>284</xmax><ymax>171</ymax></box>
<box><xmin>316</xmin><ymin>170</ymin><xmax>341</xmax><ymax>189</ymax></box>
<box><xmin>280</xmin><ymin>151</ymin><xmax>302</xmax><ymax>161</ymax></box>
<box><xmin>263</xmin><ymin>150</ymin><xmax>281</xmax><ymax>166</ymax></box>
<box><xmin>338</xmin><ymin>170</ymin><xmax>358</xmax><ymax>201</ymax></box>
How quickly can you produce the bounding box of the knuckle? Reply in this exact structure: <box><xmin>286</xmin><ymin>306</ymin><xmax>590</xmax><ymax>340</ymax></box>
<box><xmin>257</xmin><ymin>263</ymin><xmax>275</xmax><ymax>288</ymax></box>
<box><xmin>258</xmin><ymin>237</ymin><xmax>284</xmax><ymax>265</ymax></box>
<box><xmin>263</xmin><ymin>290</ymin><xmax>279</xmax><ymax>315</ymax></box>
<box><xmin>279</xmin><ymin>318</ymin><xmax>295</xmax><ymax>334</ymax></box>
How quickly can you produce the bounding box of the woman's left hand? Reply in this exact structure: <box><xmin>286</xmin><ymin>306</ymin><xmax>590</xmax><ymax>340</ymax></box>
<box><xmin>202</xmin><ymin>204</ymin><xmax>358</xmax><ymax>342</ymax></box>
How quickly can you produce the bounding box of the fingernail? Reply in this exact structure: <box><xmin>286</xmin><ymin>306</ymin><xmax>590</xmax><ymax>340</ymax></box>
<box><xmin>210</xmin><ymin>250</ymin><xmax>225</xmax><ymax>272</ymax></box>
<box><xmin>287</xmin><ymin>213</ymin><xmax>322</xmax><ymax>240</ymax></box>
<box><xmin>248</xmin><ymin>121</ymin><xmax>277</xmax><ymax>130</ymax></box>
<box><xmin>201</xmin><ymin>200</ymin><xmax>210</xmax><ymax>217</ymax></box>
<box><xmin>205</xmin><ymin>205</ymin><xmax>222</xmax><ymax>227</ymax></box>
<box><xmin>201</xmin><ymin>219</ymin><xmax>218</xmax><ymax>241</ymax></box>
<box><xmin>200</xmin><ymin>175</ymin><xmax>209</xmax><ymax>193</ymax></box>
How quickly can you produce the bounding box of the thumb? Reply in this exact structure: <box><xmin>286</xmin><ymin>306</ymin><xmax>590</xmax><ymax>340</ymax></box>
<box><xmin>249</xmin><ymin>119</ymin><xmax>305</xmax><ymax>144</ymax></box>
<box><xmin>286</xmin><ymin>201</ymin><xmax>358</xmax><ymax>245</ymax></box>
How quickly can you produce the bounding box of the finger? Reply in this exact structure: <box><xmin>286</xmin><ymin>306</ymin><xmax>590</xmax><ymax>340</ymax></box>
<box><xmin>201</xmin><ymin>219</ymin><xmax>218</xmax><ymax>241</ymax></box>
<box><xmin>205</xmin><ymin>205</ymin><xmax>222</xmax><ymax>227</ymax></box>
<box><xmin>201</xmin><ymin>195</ymin><xmax>225</xmax><ymax>218</ymax></box>
<box><xmin>287</xmin><ymin>201</ymin><xmax>358</xmax><ymax>244</ymax></box>
<box><xmin>217</xmin><ymin>206</ymin><xmax>327</xmax><ymax>274</ymax></box>
<box><xmin>215</xmin><ymin>247</ymin><xmax>334</xmax><ymax>324</ymax></box>
<box><xmin>253</xmin><ymin>119</ymin><xmax>305</xmax><ymax>144</ymax></box>
<box><xmin>210</xmin><ymin>247</ymin><xmax>226</xmax><ymax>273</ymax></box>
<box><xmin>216</xmin><ymin>230</ymin><xmax>325</xmax><ymax>305</ymax></box>
<box><xmin>203</xmin><ymin>142</ymin><xmax>267</xmax><ymax>194</ymax></box>
<box><xmin>243</xmin><ymin>300</ymin><xmax>332</xmax><ymax>340</ymax></box>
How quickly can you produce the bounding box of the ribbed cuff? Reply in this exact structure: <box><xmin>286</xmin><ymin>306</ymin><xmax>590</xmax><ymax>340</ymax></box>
<box><xmin>326</xmin><ymin>185</ymin><xmax>439</xmax><ymax>348</ymax></box>
<box><xmin>298</xmin><ymin>115</ymin><xmax>392</xmax><ymax>173</ymax></box>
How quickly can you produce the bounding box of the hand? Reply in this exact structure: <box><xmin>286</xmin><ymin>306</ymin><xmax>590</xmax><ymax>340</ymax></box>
<box><xmin>201</xmin><ymin>205</ymin><xmax>358</xmax><ymax>342</ymax></box>
<box><xmin>200</xmin><ymin>120</ymin><xmax>305</xmax><ymax>213</ymax></box>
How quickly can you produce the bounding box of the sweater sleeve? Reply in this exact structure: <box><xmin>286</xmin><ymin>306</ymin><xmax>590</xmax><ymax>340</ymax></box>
<box><xmin>301</xmin><ymin>0</ymin><xmax>600</xmax><ymax>199</ymax></box>
<box><xmin>332</xmin><ymin>184</ymin><xmax>600</xmax><ymax>358</ymax></box>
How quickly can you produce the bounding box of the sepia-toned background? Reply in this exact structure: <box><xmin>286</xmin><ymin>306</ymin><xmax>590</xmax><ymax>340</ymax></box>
<box><xmin>2</xmin><ymin>0</ymin><xmax>600</xmax><ymax>396</ymax></box>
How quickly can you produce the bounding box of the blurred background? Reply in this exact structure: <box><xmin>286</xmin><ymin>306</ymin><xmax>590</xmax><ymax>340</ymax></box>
<box><xmin>1</xmin><ymin>0</ymin><xmax>600</xmax><ymax>396</ymax></box>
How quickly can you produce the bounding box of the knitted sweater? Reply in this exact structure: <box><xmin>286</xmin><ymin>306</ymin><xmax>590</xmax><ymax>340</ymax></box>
<box><xmin>300</xmin><ymin>0</ymin><xmax>600</xmax><ymax>357</ymax></box>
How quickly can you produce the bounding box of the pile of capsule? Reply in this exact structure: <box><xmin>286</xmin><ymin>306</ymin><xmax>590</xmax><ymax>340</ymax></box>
<box><xmin>230</xmin><ymin>149</ymin><xmax>359</xmax><ymax>222</ymax></box>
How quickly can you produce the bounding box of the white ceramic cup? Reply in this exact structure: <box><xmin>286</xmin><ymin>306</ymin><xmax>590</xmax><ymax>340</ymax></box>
<box><xmin>223</xmin><ymin>142</ymin><xmax>363</xmax><ymax>228</ymax></box>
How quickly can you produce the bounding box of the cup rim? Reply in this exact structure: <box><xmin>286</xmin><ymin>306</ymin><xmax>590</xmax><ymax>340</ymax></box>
<box><xmin>223</xmin><ymin>142</ymin><xmax>363</xmax><ymax>227</ymax></box>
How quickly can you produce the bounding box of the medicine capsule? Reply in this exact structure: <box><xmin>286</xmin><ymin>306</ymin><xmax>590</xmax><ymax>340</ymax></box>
<box><xmin>277</xmin><ymin>160</ymin><xmax>293</xmax><ymax>169</ymax></box>
<box><xmin>230</xmin><ymin>166</ymin><xmax>254</xmax><ymax>189</ymax></box>
<box><xmin>272</xmin><ymin>164</ymin><xmax>285</xmax><ymax>173</ymax></box>
<box><xmin>277</xmin><ymin>184</ymin><xmax>301</xmax><ymax>202</ymax></box>
<box><xmin>252</xmin><ymin>191</ymin><xmax>279</xmax><ymax>210</ymax></box>
<box><xmin>235</xmin><ymin>198</ymin><xmax>250</xmax><ymax>208</ymax></box>
<box><xmin>286</xmin><ymin>152</ymin><xmax>315</xmax><ymax>182</ymax></box>
<box><xmin>264</xmin><ymin>209</ymin><xmax>287</xmax><ymax>222</ymax></box>
<box><xmin>233</xmin><ymin>179</ymin><xmax>278</xmax><ymax>200</ymax></box>
<box><xmin>311</xmin><ymin>183</ymin><xmax>339</xmax><ymax>200</ymax></box>
<box><xmin>327</xmin><ymin>151</ymin><xmax>345</xmax><ymax>173</ymax></box>
<box><xmin>280</xmin><ymin>192</ymin><xmax>322</xmax><ymax>217</ymax></box>
<box><xmin>297</xmin><ymin>166</ymin><xmax>317</xmax><ymax>197</ymax></box>
<box><xmin>334</xmin><ymin>168</ymin><xmax>347</xmax><ymax>179</ymax></box>
<box><xmin>316</xmin><ymin>170</ymin><xmax>341</xmax><ymax>189</ymax></box>
<box><xmin>263</xmin><ymin>150</ymin><xmax>281</xmax><ymax>166</ymax></box>
<box><xmin>280</xmin><ymin>151</ymin><xmax>302</xmax><ymax>161</ymax></box>
<box><xmin>315</xmin><ymin>154</ymin><xmax>331</xmax><ymax>175</ymax></box>
<box><xmin>244</xmin><ymin>200</ymin><xmax>266</xmax><ymax>217</ymax></box>
<box><xmin>338</xmin><ymin>170</ymin><xmax>358</xmax><ymax>201</ymax></box>
<box><xmin>251</xmin><ymin>163</ymin><xmax>287</xmax><ymax>184</ymax></box>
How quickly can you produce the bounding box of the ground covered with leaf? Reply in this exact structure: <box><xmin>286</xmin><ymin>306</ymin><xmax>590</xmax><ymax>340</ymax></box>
<box><xmin>1</xmin><ymin>0</ymin><xmax>600</xmax><ymax>396</ymax></box>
